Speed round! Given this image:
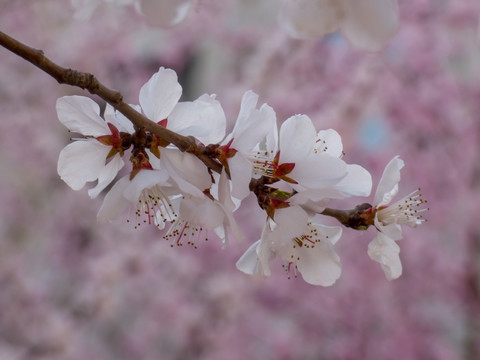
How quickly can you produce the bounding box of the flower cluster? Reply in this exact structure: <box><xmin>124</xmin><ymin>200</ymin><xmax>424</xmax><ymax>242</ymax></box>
<box><xmin>57</xmin><ymin>67</ymin><xmax>427</xmax><ymax>285</ymax></box>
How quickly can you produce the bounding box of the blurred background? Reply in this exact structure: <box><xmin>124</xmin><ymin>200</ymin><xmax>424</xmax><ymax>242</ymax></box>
<box><xmin>0</xmin><ymin>0</ymin><xmax>479</xmax><ymax>359</ymax></box>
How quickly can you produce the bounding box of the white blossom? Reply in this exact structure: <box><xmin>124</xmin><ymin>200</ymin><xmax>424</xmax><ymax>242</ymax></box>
<box><xmin>367</xmin><ymin>156</ymin><xmax>428</xmax><ymax>280</ymax></box>
<box><xmin>56</xmin><ymin>96</ymin><xmax>133</xmax><ymax>199</ymax></box>
<box><xmin>237</xmin><ymin>206</ymin><xmax>342</xmax><ymax>286</ymax></box>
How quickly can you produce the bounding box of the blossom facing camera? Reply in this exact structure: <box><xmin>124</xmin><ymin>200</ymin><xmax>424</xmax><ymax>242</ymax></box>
<box><xmin>236</xmin><ymin>206</ymin><xmax>342</xmax><ymax>286</ymax></box>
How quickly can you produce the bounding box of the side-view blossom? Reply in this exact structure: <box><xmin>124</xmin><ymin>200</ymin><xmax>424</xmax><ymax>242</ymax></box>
<box><xmin>236</xmin><ymin>206</ymin><xmax>342</xmax><ymax>286</ymax></box>
<box><xmin>56</xmin><ymin>96</ymin><xmax>133</xmax><ymax>199</ymax></box>
<box><xmin>278</xmin><ymin>0</ymin><xmax>399</xmax><ymax>51</ymax></box>
<box><xmin>367</xmin><ymin>156</ymin><xmax>428</xmax><ymax>280</ymax></box>
<box><xmin>217</xmin><ymin>90</ymin><xmax>277</xmax><ymax>200</ymax></box>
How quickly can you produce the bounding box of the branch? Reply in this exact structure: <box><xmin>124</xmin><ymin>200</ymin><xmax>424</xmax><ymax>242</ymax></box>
<box><xmin>321</xmin><ymin>203</ymin><xmax>374</xmax><ymax>230</ymax></box>
<box><xmin>0</xmin><ymin>30</ymin><xmax>223</xmax><ymax>173</ymax></box>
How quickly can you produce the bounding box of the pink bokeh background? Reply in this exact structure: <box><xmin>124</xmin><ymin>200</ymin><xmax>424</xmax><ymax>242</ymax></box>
<box><xmin>0</xmin><ymin>0</ymin><xmax>479</xmax><ymax>359</ymax></box>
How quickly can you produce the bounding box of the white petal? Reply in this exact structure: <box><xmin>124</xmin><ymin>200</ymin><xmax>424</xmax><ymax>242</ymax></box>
<box><xmin>161</xmin><ymin>148</ymin><xmax>211</xmax><ymax>197</ymax></box>
<box><xmin>296</xmin><ymin>235</ymin><xmax>342</xmax><ymax>286</ymax></box>
<box><xmin>97</xmin><ymin>176</ymin><xmax>131</xmax><ymax>223</ymax></box>
<box><xmin>290</xmin><ymin>153</ymin><xmax>347</xmax><ymax>190</ymax></box>
<box><xmin>139</xmin><ymin>67</ymin><xmax>182</xmax><ymax>122</ymax></box>
<box><xmin>256</xmin><ymin>225</ymin><xmax>277</xmax><ymax>277</ymax></box>
<box><xmin>56</xmin><ymin>96</ymin><xmax>108</xmax><ymax>136</ymax></box>
<box><xmin>279</xmin><ymin>114</ymin><xmax>316</xmax><ymax>164</ymax></box>
<box><xmin>270</xmin><ymin>206</ymin><xmax>309</xmax><ymax>243</ymax></box>
<box><xmin>367</xmin><ymin>231</ymin><xmax>402</xmax><ymax>280</ymax></box>
<box><xmin>373</xmin><ymin>156</ymin><xmax>404</xmax><ymax>207</ymax></box>
<box><xmin>334</xmin><ymin>164</ymin><xmax>372</xmax><ymax>197</ymax></box>
<box><xmin>217</xmin><ymin>169</ymin><xmax>243</xmax><ymax>242</ymax></box>
<box><xmin>228</xmin><ymin>154</ymin><xmax>253</xmax><ymax>201</ymax></box>
<box><xmin>341</xmin><ymin>0</ymin><xmax>399</xmax><ymax>51</ymax></box>
<box><xmin>278</xmin><ymin>0</ymin><xmax>342</xmax><ymax>38</ymax></box>
<box><xmin>139</xmin><ymin>0</ymin><xmax>192</xmax><ymax>27</ymax></box>
<box><xmin>375</xmin><ymin>215</ymin><xmax>403</xmax><ymax>241</ymax></box>
<box><xmin>122</xmin><ymin>169</ymin><xmax>171</xmax><ymax>202</ymax></box>
<box><xmin>168</xmin><ymin>94</ymin><xmax>226</xmax><ymax>145</ymax></box>
<box><xmin>316</xmin><ymin>129</ymin><xmax>343</xmax><ymax>158</ymax></box>
<box><xmin>231</xmin><ymin>103</ymin><xmax>277</xmax><ymax>155</ymax></box>
<box><xmin>88</xmin><ymin>155</ymin><xmax>125</xmax><ymax>199</ymax></box>
<box><xmin>236</xmin><ymin>240</ymin><xmax>261</xmax><ymax>275</ymax></box>
<box><xmin>104</xmin><ymin>103</ymin><xmax>135</xmax><ymax>133</ymax></box>
<box><xmin>180</xmin><ymin>196</ymin><xmax>225</xmax><ymax>230</ymax></box>
<box><xmin>57</xmin><ymin>140</ymin><xmax>110</xmax><ymax>191</ymax></box>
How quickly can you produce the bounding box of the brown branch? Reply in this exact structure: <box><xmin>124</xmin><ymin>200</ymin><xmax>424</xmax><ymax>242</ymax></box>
<box><xmin>321</xmin><ymin>203</ymin><xmax>374</xmax><ymax>230</ymax></box>
<box><xmin>0</xmin><ymin>30</ymin><xmax>222</xmax><ymax>173</ymax></box>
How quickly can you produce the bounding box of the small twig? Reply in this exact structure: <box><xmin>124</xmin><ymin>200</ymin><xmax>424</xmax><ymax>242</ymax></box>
<box><xmin>0</xmin><ymin>30</ymin><xmax>222</xmax><ymax>173</ymax></box>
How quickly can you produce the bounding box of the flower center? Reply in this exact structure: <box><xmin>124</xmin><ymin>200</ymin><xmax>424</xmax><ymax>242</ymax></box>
<box><xmin>282</xmin><ymin>222</ymin><xmax>329</xmax><ymax>279</ymax></box>
<box><xmin>127</xmin><ymin>186</ymin><xmax>177</xmax><ymax>229</ymax></box>
<box><xmin>163</xmin><ymin>218</ymin><xmax>209</xmax><ymax>249</ymax></box>
<box><xmin>377</xmin><ymin>188</ymin><xmax>429</xmax><ymax>227</ymax></box>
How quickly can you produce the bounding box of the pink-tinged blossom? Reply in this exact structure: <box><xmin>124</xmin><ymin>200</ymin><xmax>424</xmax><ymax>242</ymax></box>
<box><xmin>237</xmin><ymin>205</ymin><xmax>342</xmax><ymax>286</ymax></box>
<box><xmin>56</xmin><ymin>96</ymin><xmax>133</xmax><ymax>199</ymax></box>
<box><xmin>278</xmin><ymin>0</ymin><xmax>399</xmax><ymax>51</ymax></box>
<box><xmin>368</xmin><ymin>156</ymin><xmax>428</xmax><ymax>280</ymax></box>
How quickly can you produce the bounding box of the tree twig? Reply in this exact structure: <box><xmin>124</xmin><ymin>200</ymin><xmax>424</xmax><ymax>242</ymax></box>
<box><xmin>0</xmin><ymin>30</ymin><xmax>223</xmax><ymax>173</ymax></box>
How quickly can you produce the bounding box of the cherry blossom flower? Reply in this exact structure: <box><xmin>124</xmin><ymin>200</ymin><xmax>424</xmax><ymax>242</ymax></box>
<box><xmin>236</xmin><ymin>205</ymin><xmax>342</xmax><ymax>286</ymax></box>
<box><xmin>56</xmin><ymin>96</ymin><xmax>133</xmax><ymax>199</ymax></box>
<box><xmin>139</xmin><ymin>67</ymin><xmax>226</xmax><ymax>148</ymax></box>
<box><xmin>289</xmin><ymin>128</ymin><xmax>372</xmax><ymax>211</ymax></box>
<box><xmin>135</xmin><ymin>67</ymin><xmax>225</xmax><ymax>197</ymax></box>
<box><xmin>251</xmin><ymin>115</ymin><xmax>370</xmax><ymax>205</ymax></box>
<box><xmin>367</xmin><ymin>156</ymin><xmax>428</xmax><ymax>280</ymax></box>
<box><xmin>96</xmin><ymin>149</ymin><xmax>211</xmax><ymax>226</ymax></box>
<box><xmin>278</xmin><ymin>0</ymin><xmax>399</xmax><ymax>51</ymax></box>
<box><xmin>217</xmin><ymin>90</ymin><xmax>277</xmax><ymax>200</ymax></box>
<box><xmin>165</xmin><ymin>170</ymin><xmax>243</xmax><ymax>248</ymax></box>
